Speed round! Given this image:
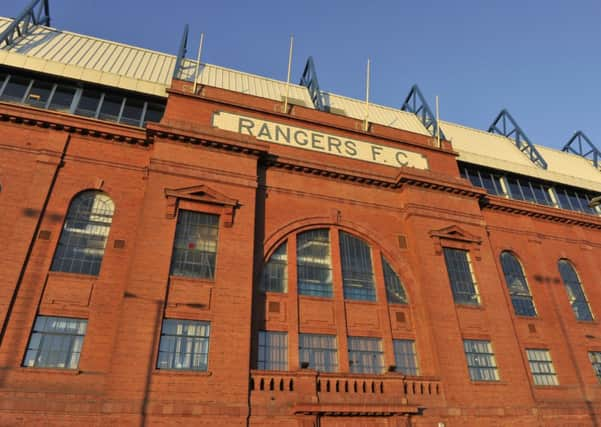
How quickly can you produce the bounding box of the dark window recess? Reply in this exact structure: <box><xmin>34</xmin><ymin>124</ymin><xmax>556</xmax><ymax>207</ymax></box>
<box><xmin>1</xmin><ymin>75</ymin><xmax>30</xmax><ymax>102</ymax></box>
<box><xmin>144</xmin><ymin>103</ymin><xmax>164</xmax><ymax>125</ymax></box>
<box><xmin>48</xmin><ymin>85</ymin><xmax>76</xmax><ymax>112</ymax></box>
<box><xmin>120</xmin><ymin>98</ymin><xmax>145</xmax><ymax>126</ymax></box>
<box><xmin>75</xmin><ymin>89</ymin><xmax>102</xmax><ymax>117</ymax></box>
<box><xmin>25</xmin><ymin>80</ymin><xmax>53</xmax><ymax>108</ymax></box>
<box><xmin>98</xmin><ymin>94</ymin><xmax>123</xmax><ymax>122</ymax></box>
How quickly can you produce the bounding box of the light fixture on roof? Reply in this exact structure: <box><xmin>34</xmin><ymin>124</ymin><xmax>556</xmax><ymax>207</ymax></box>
<box><xmin>589</xmin><ymin>195</ymin><xmax>601</xmax><ymax>208</ymax></box>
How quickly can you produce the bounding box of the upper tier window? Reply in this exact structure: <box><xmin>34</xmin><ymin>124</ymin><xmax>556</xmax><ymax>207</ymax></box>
<box><xmin>0</xmin><ymin>69</ymin><xmax>165</xmax><ymax>127</ymax></box>
<box><xmin>261</xmin><ymin>228</ymin><xmax>408</xmax><ymax>304</ymax></box>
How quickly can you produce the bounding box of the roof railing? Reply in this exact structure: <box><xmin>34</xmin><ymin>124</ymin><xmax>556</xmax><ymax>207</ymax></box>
<box><xmin>299</xmin><ymin>56</ymin><xmax>326</xmax><ymax>112</ymax></box>
<box><xmin>488</xmin><ymin>109</ymin><xmax>548</xmax><ymax>169</ymax></box>
<box><xmin>173</xmin><ymin>24</ymin><xmax>189</xmax><ymax>79</ymax></box>
<box><xmin>0</xmin><ymin>0</ymin><xmax>50</xmax><ymax>48</ymax></box>
<box><xmin>401</xmin><ymin>84</ymin><xmax>446</xmax><ymax>140</ymax></box>
<box><xmin>562</xmin><ymin>131</ymin><xmax>600</xmax><ymax>170</ymax></box>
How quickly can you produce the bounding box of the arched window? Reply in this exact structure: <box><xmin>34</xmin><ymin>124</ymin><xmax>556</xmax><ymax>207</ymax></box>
<box><xmin>51</xmin><ymin>191</ymin><xmax>115</xmax><ymax>275</ymax></box>
<box><xmin>382</xmin><ymin>256</ymin><xmax>408</xmax><ymax>304</ymax></box>
<box><xmin>297</xmin><ymin>229</ymin><xmax>333</xmax><ymax>297</ymax></box>
<box><xmin>558</xmin><ymin>260</ymin><xmax>593</xmax><ymax>321</ymax></box>
<box><xmin>500</xmin><ymin>252</ymin><xmax>536</xmax><ymax>317</ymax></box>
<box><xmin>339</xmin><ymin>231</ymin><xmax>375</xmax><ymax>301</ymax></box>
<box><xmin>261</xmin><ymin>242</ymin><xmax>288</xmax><ymax>292</ymax></box>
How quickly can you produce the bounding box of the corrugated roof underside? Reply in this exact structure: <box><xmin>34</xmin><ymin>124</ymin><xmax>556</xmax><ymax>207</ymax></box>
<box><xmin>442</xmin><ymin>121</ymin><xmax>601</xmax><ymax>192</ymax></box>
<box><xmin>0</xmin><ymin>17</ymin><xmax>175</xmax><ymax>96</ymax></box>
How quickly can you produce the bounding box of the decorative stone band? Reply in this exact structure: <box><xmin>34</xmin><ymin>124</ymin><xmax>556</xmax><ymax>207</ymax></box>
<box><xmin>212</xmin><ymin>111</ymin><xmax>429</xmax><ymax>170</ymax></box>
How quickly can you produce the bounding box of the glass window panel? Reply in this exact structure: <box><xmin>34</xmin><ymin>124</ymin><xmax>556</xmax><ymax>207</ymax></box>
<box><xmin>577</xmin><ymin>193</ymin><xmax>595</xmax><ymax>214</ymax></box>
<box><xmin>23</xmin><ymin>316</ymin><xmax>87</xmax><ymax>369</ymax></box>
<box><xmin>383</xmin><ymin>256</ymin><xmax>407</xmax><ymax>304</ymax></box>
<box><xmin>393</xmin><ymin>340</ymin><xmax>419</xmax><ymax>376</ymax></box>
<box><xmin>463</xmin><ymin>340</ymin><xmax>499</xmax><ymax>381</ymax></box>
<box><xmin>339</xmin><ymin>231</ymin><xmax>375</xmax><ymax>301</ymax></box>
<box><xmin>257</xmin><ymin>331</ymin><xmax>288</xmax><ymax>371</ymax></box>
<box><xmin>558</xmin><ymin>260</ymin><xmax>593</xmax><ymax>321</ymax></box>
<box><xmin>261</xmin><ymin>242</ymin><xmax>287</xmax><ymax>293</ymax></box>
<box><xmin>98</xmin><ymin>94</ymin><xmax>123</xmax><ymax>122</ymax></box>
<box><xmin>143</xmin><ymin>102</ymin><xmax>165</xmax><ymax>126</ymax></box>
<box><xmin>170</xmin><ymin>211</ymin><xmax>219</xmax><ymax>280</ymax></box>
<box><xmin>567</xmin><ymin>190</ymin><xmax>584</xmax><ymax>212</ymax></box>
<box><xmin>520</xmin><ymin>181</ymin><xmax>536</xmax><ymax>203</ymax></box>
<box><xmin>75</xmin><ymin>89</ymin><xmax>102</xmax><ymax>117</ymax></box>
<box><xmin>120</xmin><ymin>97</ymin><xmax>145</xmax><ymax>126</ymax></box>
<box><xmin>297</xmin><ymin>229</ymin><xmax>332</xmax><ymax>298</ymax></box>
<box><xmin>500</xmin><ymin>252</ymin><xmax>536</xmax><ymax>317</ymax></box>
<box><xmin>24</xmin><ymin>80</ymin><xmax>53</xmax><ymax>108</ymax></box>
<box><xmin>51</xmin><ymin>191</ymin><xmax>114</xmax><ymax>275</ymax></box>
<box><xmin>299</xmin><ymin>334</ymin><xmax>338</xmax><ymax>372</ymax></box>
<box><xmin>348</xmin><ymin>337</ymin><xmax>384</xmax><ymax>374</ymax></box>
<box><xmin>492</xmin><ymin>174</ymin><xmax>507</xmax><ymax>196</ymax></box>
<box><xmin>48</xmin><ymin>85</ymin><xmax>76</xmax><ymax>112</ymax></box>
<box><xmin>531</xmin><ymin>183</ymin><xmax>551</xmax><ymax>206</ymax></box>
<box><xmin>556</xmin><ymin>188</ymin><xmax>573</xmax><ymax>210</ymax></box>
<box><xmin>479</xmin><ymin>172</ymin><xmax>498</xmax><ymax>195</ymax></box>
<box><xmin>1</xmin><ymin>75</ymin><xmax>30</xmax><ymax>102</ymax></box>
<box><xmin>526</xmin><ymin>349</ymin><xmax>558</xmax><ymax>386</ymax></box>
<box><xmin>443</xmin><ymin>248</ymin><xmax>480</xmax><ymax>305</ymax></box>
<box><xmin>157</xmin><ymin>319</ymin><xmax>210</xmax><ymax>371</ymax></box>
<box><xmin>506</xmin><ymin>177</ymin><xmax>523</xmax><ymax>200</ymax></box>
<box><xmin>589</xmin><ymin>352</ymin><xmax>601</xmax><ymax>383</ymax></box>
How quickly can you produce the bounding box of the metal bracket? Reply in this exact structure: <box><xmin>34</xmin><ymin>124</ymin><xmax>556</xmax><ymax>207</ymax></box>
<box><xmin>488</xmin><ymin>109</ymin><xmax>547</xmax><ymax>169</ymax></box>
<box><xmin>562</xmin><ymin>131</ymin><xmax>600</xmax><ymax>169</ymax></box>
<box><xmin>172</xmin><ymin>24</ymin><xmax>189</xmax><ymax>79</ymax></box>
<box><xmin>401</xmin><ymin>84</ymin><xmax>446</xmax><ymax>140</ymax></box>
<box><xmin>299</xmin><ymin>56</ymin><xmax>326</xmax><ymax>112</ymax></box>
<box><xmin>0</xmin><ymin>0</ymin><xmax>50</xmax><ymax>48</ymax></box>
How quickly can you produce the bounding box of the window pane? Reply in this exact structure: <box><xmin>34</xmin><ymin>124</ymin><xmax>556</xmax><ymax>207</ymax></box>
<box><xmin>23</xmin><ymin>316</ymin><xmax>87</xmax><ymax>369</ymax></box>
<box><xmin>157</xmin><ymin>319</ymin><xmax>210</xmax><ymax>371</ymax></box>
<box><xmin>556</xmin><ymin>189</ymin><xmax>572</xmax><ymax>210</ymax></box>
<box><xmin>500</xmin><ymin>252</ymin><xmax>536</xmax><ymax>317</ymax></box>
<box><xmin>339</xmin><ymin>231</ymin><xmax>375</xmax><ymax>301</ymax></box>
<box><xmin>120</xmin><ymin>97</ymin><xmax>145</xmax><ymax>126</ymax></box>
<box><xmin>479</xmin><ymin>172</ymin><xmax>497</xmax><ymax>195</ymax></box>
<box><xmin>348</xmin><ymin>337</ymin><xmax>383</xmax><ymax>374</ymax></box>
<box><xmin>463</xmin><ymin>340</ymin><xmax>499</xmax><ymax>381</ymax></box>
<box><xmin>1</xmin><ymin>75</ymin><xmax>30</xmax><ymax>102</ymax></box>
<box><xmin>558</xmin><ymin>260</ymin><xmax>593</xmax><ymax>321</ymax></box>
<box><xmin>297</xmin><ymin>229</ymin><xmax>332</xmax><ymax>298</ymax></box>
<box><xmin>393</xmin><ymin>340</ymin><xmax>419</xmax><ymax>376</ymax></box>
<box><xmin>520</xmin><ymin>181</ymin><xmax>536</xmax><ymax>203</ymax></box>
<box><xmin>261</xmin><ymin>242</ymin><xmax>287</xmax><ymax>293</ymax></box>
<box><xmin>589</xmin><ymin>352</ymin><xmax>601</xmax><ymax>383</ymax></box>
<box><xmin>506</xmin><ymin>177</ymin><xmax>523</xmax><ymax>200</ymax></box>
<box><xmin>48</xmin><ymin>85</ymin><xmax>76</xmax><ymax>112</ymax></box>
<box><xmin>299</xmin><ymin>334</ymin><xmax>337</xmax><ymax>372</ymax></box>
<box><xmin>531</xmin><ymin>183</ymin><xmax>551</xmax><ymax>206</ymax></box>
<box><xmin>24</xmin><ymin>80</ymin><xmax>53</xmax><ymax>108</ymax></box>
<box><xmin>143</xmin><ymin>102</ymin><xmax>165</xmax><ymax>126</ymax></box>
<box><xmin>51</xmin><ymin>191</ymin><xmax>114</xmax><ymax>275</ymax></box>
<box><xmin>257</xmin><ymin>331</ymin><xmax>287</xmax><ymax>371</ymax></box>
<box><xmin>443</xmin><ymin>248</ymin><xmax>479</xmax><ymax>305</ymax></box>
<box><xmin>75</xmin><ymin>89</ymin><xmax>102</xmax><ymax>117</ymax></box>
<box><xmin>98</xmin><ymin>94</ymin><xmax>123</xmax><ymax>122</ymax></box>
<box><xmin>526</xmin><ymin>349</ymin><xmax>558</xmax><ymax>386</ymax></box>
<box><xmin>170</xmin><ymin>211</ymin><xmax>219</xmax><ymax>279</ymax></box>
<box><xmin>383</xmin><ymin>256</ymin><xmax>407</xmax><ymax>304</ymax></box>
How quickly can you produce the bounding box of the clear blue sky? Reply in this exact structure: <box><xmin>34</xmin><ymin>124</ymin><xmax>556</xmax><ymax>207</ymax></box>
<box><xmin>4</xmin><ymin>0</ymin><xmax>601</xmax><ymax>151</ymax></box>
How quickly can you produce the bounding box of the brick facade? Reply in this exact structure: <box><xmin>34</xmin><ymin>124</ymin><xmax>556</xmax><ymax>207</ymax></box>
<box><xmin>0</xmin><ymin>76</ymin><xmax>600</xmax><ymax>427</ymax></box>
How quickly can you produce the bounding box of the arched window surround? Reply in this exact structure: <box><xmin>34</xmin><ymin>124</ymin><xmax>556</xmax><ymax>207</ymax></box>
<box><xmin>50</xmin><ymin>189</ymin><xmax>115</xmax><ymax>276</ymax></box>
<box><xmin>259</xmin><ymin>223</ymin><xmax>411</xmax><ymax>304</ymax></box>
<box><xmin>499</xmin><ymin>251</ymin><xmax>537</xmax><ymax>317</ymax></box>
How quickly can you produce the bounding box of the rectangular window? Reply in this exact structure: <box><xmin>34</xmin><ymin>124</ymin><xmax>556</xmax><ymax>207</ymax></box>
<box><xmin>340</xmin><ymin>231</ymin><xmax>376</xmax><ymax>301</ymax></box>
<box><xmin>23</xmin><ymin>316</ymin><xmax>87</xmax><ymax>369</ymax></box>
<box><xmin>526</xmin><ymin>349</ymin><xmax>558</xmax><ymax>386</ymax></box>
<box><xmin>463</xmin><ymin>340</ymin><xmax>499</xmax><ymax>381</ymax></box>
<box><xmin>257</xmin><ymin>331</ymin><xmax>287</xmax><ymax>371</ymax></box>
<box><xmin>1</xmin><ymin>75</ymin><xmax>30</xmax><ymax>103</ymax></box>
<box><xmin>143</xmin><ymin>102</ymin><xmax>165</xmax><ymax>126</ymax></box>
<box><xmin>120</xmin><ymin>97</ymin><xmax>145</xmax><ymax>126</ymax></box>
<box><xmin>443</xmin><ymin>248</ymin><xmax>480</xmax><ymax>305</ymax></box>
<box><xmin>393</xmin><ymin>339</ymin><xmax>419</xmax><ymax>376</ymax></box>
<box><xmin>589</xmin><ymin>352</ymin><xmax>601</xmax><ymax>383</ymax></box>
<box><xmin>24</xmin><ymin>80</ymin><xmax>53</xmax><ymax>108</ymax></box>
<box><xmin>348</xmin><ymin>336</ymin><xmax>384</xmax><ymax>374</ymax></box>
<box><xmin>75</xmin><ymin>89</ymin><xmax>102</xmax><ymax>117</ymax></box>
<box><xmin>299</xmin><ymin>334</ymin><xmax>338</xmax><ymax>372</ymax></box>
<box><xmin>170</xmin><ymin>210</ymin><xmax>219</xmax><ymax>279</ymax></box>
<box><xmin>157</xmin><ymin>319</ymin><xmax>210</xmax><ymax>371</ymax></box>
<box><xmin>48</xmin><ymin>84</ymin><xmax>77</xmax><ymax>112</ymax></box>
<box><xmin>297</xmin><ymin>229</ymin><xmax>333</xmax><ymax>298</ymax></box>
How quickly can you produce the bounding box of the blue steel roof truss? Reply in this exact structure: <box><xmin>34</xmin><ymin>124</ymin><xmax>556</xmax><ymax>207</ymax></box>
<box><xmin>299</xmin><ymin>56</ymin><xmax>326</xmax><ymax>112</ymax></box>
<box><xmin>562</xmin><ymin>131</ymin><xmax>600</xmax><ymax>170</ymax></box>
<box><xmin>488</xmin><ymin>109</ymin><xmax>548</xmax><ymax>169</ymax></box>
<box><xmin>401</xmin><ymin>84</ymin><xmax>446</xmax><ymax>140</ymax></box>
<box><xmin>0</xmin><ymin>0</ymin><xmax>50</xmax><ymax>48</ymax></box>
<box><xmin>173</xmin><ymin>24</ymin><xmax>189</xmax><ymax>79</ymax></box>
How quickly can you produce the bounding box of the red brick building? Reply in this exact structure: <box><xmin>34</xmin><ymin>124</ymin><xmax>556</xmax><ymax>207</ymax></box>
<box><xmin>1</xmin><ymin>3</ymin><xmax>601</xmax><ymax>426</ymax></box>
